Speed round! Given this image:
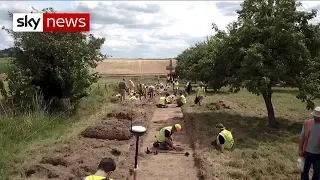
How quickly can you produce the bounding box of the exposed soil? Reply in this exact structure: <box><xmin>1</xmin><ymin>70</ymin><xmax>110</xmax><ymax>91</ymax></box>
<box><xmin>205</xmin><ymin>100</ymin><xmax>237</xmax><ymax>110</ymax></box>
<box><xmin>20</xmin><ymin>100</ymin><xmax>156</xmax><ymax>180</ymax></box>
<box><xmin>136</xmin><ymin>104</ymin><xmax>199</xmax><ymax>180</ymax></box>
<box><xmin>106</xmin><ymin>111</ymin><xmax>131</xmax><ymax>119</ymax></box>
<box><xmin>81</xmin><ymin>124</ymin><xmax>132</xmax><ymax>140</ymax></box>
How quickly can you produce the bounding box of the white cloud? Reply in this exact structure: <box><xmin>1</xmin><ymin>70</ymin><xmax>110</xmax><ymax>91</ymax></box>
<box><xmin>0</xmin><ymin>1</ymin><xmax>320</xmax><ymax>58</ymax></box>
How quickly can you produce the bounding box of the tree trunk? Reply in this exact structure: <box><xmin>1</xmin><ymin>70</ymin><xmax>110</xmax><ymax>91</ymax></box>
<box><xmin>261</xmin><ymin>86</ymin><xmax>277</xmax><ymax>126</ymax></box>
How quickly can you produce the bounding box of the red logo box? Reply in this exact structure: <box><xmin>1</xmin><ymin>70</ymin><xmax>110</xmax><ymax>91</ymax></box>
<box><xmin>43</xmin><ymin>13</ymin><xmax>90</xmax><ymax>32</ymax></box>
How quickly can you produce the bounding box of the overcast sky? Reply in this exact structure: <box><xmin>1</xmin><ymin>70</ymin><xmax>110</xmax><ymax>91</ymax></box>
<box><xmin>1</xmin><ymin>1</ymin><xmax>319</xmax><ymax>58</ymax></box>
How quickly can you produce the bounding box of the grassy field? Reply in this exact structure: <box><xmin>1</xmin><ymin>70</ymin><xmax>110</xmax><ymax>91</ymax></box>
<box><xmin>0</xmin><ymin>57</ymin><xmax>9</xmax><ymax>74</ymax></box>
<box><xmin>183</xmin><ymin>87</ymin><xmax>320</xmax><ymax>180</ymax></box>
<box><xmin>0</xmin><ymin>83</ymin><xmax>116</xmax><ymax>179</ymax></box>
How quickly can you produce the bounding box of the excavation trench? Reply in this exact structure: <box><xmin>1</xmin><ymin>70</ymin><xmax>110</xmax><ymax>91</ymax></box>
<box><xmin>21</xmin><ymin>100</ymin><xmax>155</xmax><ymax>180</ymax></box>
<box><xmin>136</xmin><ymin>104</ymin><xmax>199</xmax><ymax>180</ymax></box>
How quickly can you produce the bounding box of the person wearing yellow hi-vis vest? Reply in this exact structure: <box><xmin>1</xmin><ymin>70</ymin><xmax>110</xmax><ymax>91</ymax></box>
<box><xmin>129</xmin><ymin>92</ymin><xmax>137</xmax><ymax>100</ymax></box>
<box><xmin>177</xmin><ymin>92</ymin><xmax>187</xmax><ymax>107</ymax></box>
<box><xmin>84</xmin><ymin>158</ymin><xmax>116</xmax><ymax>180</ymax></box>
<box><xmin>196</xmin><ymin>82</ymin><xmax>206</xmax><ymax>106</ymax></box>
<box><xmin>211</xmin><ymin>123</ymin><xmax>234</xmax><ymax>152</ymax></box>
<box><xmin>153</xmin><ymin>124</ymin><xmax>182</xmax><ymax>150</ymax></box>
<box><xmin>173</xmin><ymin>79</ymin><xmax>179</xmax><ymax>96</ymax></box>
<box><xmin>166</xmin><ymin>94</ymin><xmax>174</xmax><ymax>104</ymax></box>
<box><xmin>157</xmin><ymin>93</ymin><xmax>169</xmax><ymax>108</ymax></box>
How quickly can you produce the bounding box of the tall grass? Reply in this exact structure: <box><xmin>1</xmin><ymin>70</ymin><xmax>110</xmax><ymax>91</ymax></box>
<box><xmin>0</xmin><ymin>58</ymin><xmax>9</xmax><ymax>74</ymax></box>
<box><xmin>0</xmin><ymin>83</ymin><xmax>116</xmax><ymax>178</ymax></box>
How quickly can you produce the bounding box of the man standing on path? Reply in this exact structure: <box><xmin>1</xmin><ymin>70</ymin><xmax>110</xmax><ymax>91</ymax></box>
<box><xmin>148</xmin><ymin>85</ymin><xmax>155</xmax><ymax>98</ymax></box>
<box><xmin>196</xmin><ymin>82</ymin><xmax>206</xmax><ymax>106</ymax></box>
<box><xmin>211</xmin><ymin>123</ymin><xmax>234</xmax><ymax>153</ymax></box>
<box><xmin>129</xmin><ymin>80</ymin><xmax>135</xmax><ymax>93</ymax></box>
<box><xmin>118</xmin><ymin>79</ymin><xmax>127</xmax><ymax>102</ymax></box>
<box><xmin>185</xmin><ymin>80</ymin><xmax>192</xmax><ymax>95</ymax></box>
<box><xmin>167</xmin><ymin>74</ymin><xmax>171</xmax><ymax>83</ymax></box>
<box><xmin>137</xmin><ymin>82</ymin><xmax>144</xmax><ymax>100</ymax></box>
<box><xmin>299</xmin><ymin>106</ymin><xmax>320</xmax><ymax>180</ymax></box>
<box><xmin>173</xmin><ymin>79</ymin><xmax>179</xmax><ymax>96</ymax></box>
<box><xmin>153</xmin><ymin>124</ymin><xmax>182</xmax><ymax>150</ymax></box>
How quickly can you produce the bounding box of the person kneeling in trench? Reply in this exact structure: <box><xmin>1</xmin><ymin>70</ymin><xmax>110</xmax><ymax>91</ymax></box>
<box><xmin>166</xmin><ymin>93</ymin><xmax>174</xmax><ymax>104</ymax></box>
<box><xmin>176</xmin><ymin>92</ymin><xmax>186</xmax><ymax>107</ymax></box>
<box><xmin>153</xmin><ymin>124</ymin><xmax>182</xmax><ymax>150</ymax></box>
<box><xmin>156</xmin><ymin>93</ymin><xmax>169</xmax><ymax>108</ymax></box>
<box><xmin>211</xmin><ymin>123</ymin><xmax>234</xmax><ymax>153</ymax></box>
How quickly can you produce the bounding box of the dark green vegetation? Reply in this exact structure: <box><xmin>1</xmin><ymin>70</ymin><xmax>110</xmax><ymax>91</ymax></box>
<box><xmin>2</xmin><ymin>7</ymin><xmax>105</xmax><ymax>111</ymax></box>
<box><xmin>176</xmin><ymin>0</ymin><xmax>320</xmax><ymax>125</ymax></box>
<box><xmin>0</xmin><ymin>7</ymin><xmax>113</xmax><ymax>179</ymax></box>
<box><xmin>0</xmin><ymin>84</ymin><xmax>116</xmax><ymax>179</ymax></box>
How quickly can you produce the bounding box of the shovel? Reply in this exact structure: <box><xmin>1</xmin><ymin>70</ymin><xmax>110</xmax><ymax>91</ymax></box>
<box><xmin>146</xmin><ymin>147</ymin><xmax>189</xmax><ymax>157</ymax></box>
<box><xmin>155</xmin><ymin>150</ymin><xmax>190</xmax><ymax>157</ymax></box>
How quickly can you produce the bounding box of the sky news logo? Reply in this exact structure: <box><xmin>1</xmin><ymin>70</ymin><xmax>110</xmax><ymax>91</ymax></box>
<box><xmin>12</xmin><ymin>13</ymin><xmax>90</xmax><ymax>32</ymax></box>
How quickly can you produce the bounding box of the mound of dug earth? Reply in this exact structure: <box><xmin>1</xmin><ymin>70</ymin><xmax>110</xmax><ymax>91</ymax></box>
<box><xmin>40</xmin><ymin>156</ymin><xmax>70</xmax><ymax>167</ymax></box>
<box><xmin>25</xmin><ymin>164</ymin><xmax>75</xmax><ymax>179</ymax></box>
<box><xmin>81</xmin><ymin>124</ymin><xmax>132</xmax><ymax>140</ymax></box>
<box><xmin>206</xmin><ymin>100</ymin><xmax>237</xmax><ymax>110</ymax></box>
<box><xmin>107</xmin><ymin>112</ymin><xmax>131</xmax><ymax>119</ymax></box>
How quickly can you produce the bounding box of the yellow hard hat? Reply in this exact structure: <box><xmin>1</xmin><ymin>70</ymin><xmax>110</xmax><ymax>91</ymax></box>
<box><xmin>174</xmin><ymin>124</ymin><xmax>182</xmax><ymax>132</ymax></box>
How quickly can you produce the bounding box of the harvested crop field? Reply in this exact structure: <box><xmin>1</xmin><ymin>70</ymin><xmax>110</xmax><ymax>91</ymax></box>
<box><xmin>96</xmin><ymin>58</ymin><xmax>177</xmax><ymax>76</ymax></box>
<box><xmin>16</xmin><ymin>100</ymin><xmax>156</xmax><ymax>180</ymax></box>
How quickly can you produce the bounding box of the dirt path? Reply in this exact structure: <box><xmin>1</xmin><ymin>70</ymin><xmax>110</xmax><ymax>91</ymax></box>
<box><xmin>137</xmin><ymin>104</ymin><xmax>199</xmax><ymax>180</ymax></box>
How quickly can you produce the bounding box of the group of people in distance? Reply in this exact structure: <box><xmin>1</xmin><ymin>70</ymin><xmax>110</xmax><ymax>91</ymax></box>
<box><xmin>103</xmin><ymin>77</ymin><xmax>231</xmax><ymax>179</ymax></box>
<box><xmin>117</xmin><ymin>78</ymin><xmax>171</xmax><ymax>101</ymax></box>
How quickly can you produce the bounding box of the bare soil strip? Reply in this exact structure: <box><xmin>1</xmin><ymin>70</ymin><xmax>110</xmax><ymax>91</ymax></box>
<box><xmin>137</xmin><ymin>104</ymin><xmax>199</xmax><ymax>180</ymax></box>
<box><xmin>18</xmin><ymin>100</ymin><xmax>156</xmax><ymax>180</ymax></box>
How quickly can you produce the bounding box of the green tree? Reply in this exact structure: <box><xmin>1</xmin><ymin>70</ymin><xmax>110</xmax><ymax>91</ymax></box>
<box><xmin>176</xmin><ymin>34</ymin><xmax>227</xmax><ymax>91</ymax></box>
<box><xmin>216</xmin><ymin>0</ymin><xmax>320</xmax><ymax>125</ymax></box>
<box><xmin>2</xmin><ymin>8</ymin><xmax>105</xmax><ymax>110</ymax></box>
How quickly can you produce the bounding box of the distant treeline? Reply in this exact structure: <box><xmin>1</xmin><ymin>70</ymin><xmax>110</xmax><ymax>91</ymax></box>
<box><xmin>0</xmin><ymin>47</ymin><xmax>14</xmax><ymax>58</ymax></box>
